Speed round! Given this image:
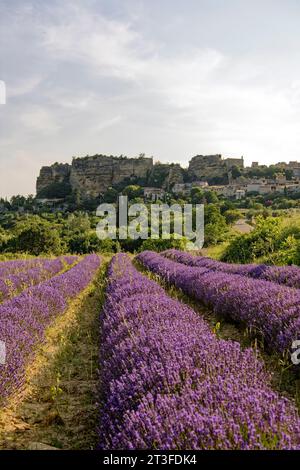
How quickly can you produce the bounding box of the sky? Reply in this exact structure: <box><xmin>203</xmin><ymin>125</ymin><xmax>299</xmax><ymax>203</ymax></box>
<box><xmin>1</xmin><ymin>0</ymin><xmax>300</xmax><ymax>197</ymax></box>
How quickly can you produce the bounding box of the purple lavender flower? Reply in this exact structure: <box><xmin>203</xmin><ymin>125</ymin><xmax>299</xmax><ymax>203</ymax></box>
<box><xmin>99</xmin><ymin>253</ymin><xmax>300</xmax><ymax>450</ymax></box>
<box><xmin>162</xmin><ymin>249</ymin><xmax>300</xmax><ymax>289</ymax></box>
<box><xmin>139</xmin><ymin>251</ymin><xmax>300</xmax><ymax>354</ymax></box>
<box><xmin>0</xmin><ymin>254</ymin><xmax>100</xmax><ymax>403</ymax></box>
<box><xmin>0</xmin><ymin>255</ymin><xmax>78</xmax><ymax>302</ymax></box>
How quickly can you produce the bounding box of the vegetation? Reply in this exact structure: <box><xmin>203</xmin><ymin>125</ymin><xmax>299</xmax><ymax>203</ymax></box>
<box><xmin>1</xmin><ymin>183</ymin><xmax>300</xmax><ymax>259</ymax></box>
<box><xmin>37</xmin><ymin>181</ymin><xmax>72</xmax><ymax>199</ymax></box>
<box><xmin>222</xmin><ymin>215</ymin><xmax>300</xmax><ymax>265</ymax></box>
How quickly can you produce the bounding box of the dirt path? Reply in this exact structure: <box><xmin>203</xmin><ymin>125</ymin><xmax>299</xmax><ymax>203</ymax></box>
<box><xmin>0</xmin><ymin>260</ymin><xmax>108</xmax><ymax>450</ymax></box>
<box><xmin>233</xmin><ymin>218</ymin><xmax>253</xmax><ymax>234</ymax></box>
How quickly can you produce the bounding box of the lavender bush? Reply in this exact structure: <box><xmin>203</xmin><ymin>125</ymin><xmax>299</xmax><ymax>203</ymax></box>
<box><xmin>0</xmin><ymin>255</ymin><xmax>78</xmax><ymax>302</ymax></box>
<box><xmin>99</xmin><ymin>253</ymin><xmax>300</xmax><ymax>449</ymax></box>
<box><xmin>163</xmin><ymin>249</ymin><xmax>300</xmax><ymax>289</ymax></box>
<box><xmin>0</xmin><ymin>254</ymin><xmax>100</xmax><ymax>403</ymax></box>
<box><xmin>138</xmin><ymin>251</ymin><xmax>300</xmax><ymax>354</ymax></box>
<box><xmin>0</xmin><ymin>258</ymin><xmax>49</xmax><ymax>278</ymax></box>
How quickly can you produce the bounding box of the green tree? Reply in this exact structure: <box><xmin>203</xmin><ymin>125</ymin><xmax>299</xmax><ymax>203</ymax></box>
<box><xmin>102</xmin><ymin>187</ymin><xmax>118</xmax><ymax>203</ymax></box>
<box><xmin>190</xmin><ymin>187</ymin><xmax>204</xmax><ymax>204</ymax></box>
<box><xmin>66</xmin><ymin>212</ymin><xmax>91</xmax><ymax>233</ymax></box>
<box><xmin>205</xmin><ymin>191</ymin><xmax>218</xmax><ymax>204</ymax></box>
<box><xmin>10</xmin><ymin>195</ymin><xmax>26</xmax><ymax>210</ymax></box>
<box><xmin>68</xmin><ymin>232</ymin><xmax>119</xmax><ymax>253</ymax></box>
<box><xmin>222</xmin><ymin>216</ymin><xmax>281</xmax><ymax>263</ymax></box>
<box><xmin>204</xmin><ymin>205</ymin><xmax>227</xmax><ymax>246</ymax></box>
<box><xmin>12</xmin><ymin>223</ymin><xmax>64</xmax><ymax>255</ymax></box>
<box><xmin>122</xmin><ymin>185</ymin><xmax>143</xmax><ymax>200</ymax></box>
<box><xmin>224</xmin><ymin>209</ymin><xmax>241</xmax><ymax>225</ymax></box>
<box><xmin>231</xmin><ymin>165</ymin><xmax>242</xmax><ymax>179</ymax></box>
<box><xmin>139</xmin><ymin>237</ymin><xmax>188</xmax><ymax>253</ymax></box>
<box><xmin>37</xmin><ymin>181</ymin><xmax>72</xmax><ymax>199</ymax></box>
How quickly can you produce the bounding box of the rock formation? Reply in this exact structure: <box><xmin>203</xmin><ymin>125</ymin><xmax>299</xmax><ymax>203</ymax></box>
<box><xmin>36</xmin><ymin>163</ymin><xmax>70</xmax><ymax>193</ymax></box>
<box><xmin>166</xmin><ymin>164</ymin><xmax>185</xmax><ymax>189</ymax></box>
<box><xmin>37</xmin><ymin>155</ymin><xmax>153</xmax><ymax>198</ymax></box>
<box><xmin>188</xmin><ymin>155</ymin><xmax>244</xmax><ymax>182</ymax></box>
<box><xmin>36</xmin><ymin>153</ymin><xmax>244</xmax><ymax>199</ymax></box>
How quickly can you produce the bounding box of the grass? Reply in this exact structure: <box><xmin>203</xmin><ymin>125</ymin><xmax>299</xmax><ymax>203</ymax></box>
<box><xmin>0</xmin><ymin>255</ymin><xmax>111</xmax><ymax>450</ymax></box>
<box><xmin>200</xmin><ymin>242</ymin><xmax>230</xmax><ymax>260</ymax></box>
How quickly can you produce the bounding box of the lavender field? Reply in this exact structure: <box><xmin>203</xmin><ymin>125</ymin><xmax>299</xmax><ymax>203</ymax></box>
<box><xmin>0</xmin><ymin>254</ymin><xmax>100</xmax><ymax>404</ymax></box>
<box><xmin>0</xmin><ymin>251</ymin><xmax>300</xmax><ymax>450</ymax></box>
<box><xmin>137</xmin><ymin>251</ymin><xmax>300</xmax><ymax>354</ymax></box>
<box><xmin>99</xmin><ymin>254</ymin><xmax>300</xmax><ymax>449</ymax></box>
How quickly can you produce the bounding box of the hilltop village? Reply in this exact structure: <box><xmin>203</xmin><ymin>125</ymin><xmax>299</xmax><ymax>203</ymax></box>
<box><xmin>34</xmin><ymin>153</ymin><xmax>300</xmax><ymax>207</ymax></box>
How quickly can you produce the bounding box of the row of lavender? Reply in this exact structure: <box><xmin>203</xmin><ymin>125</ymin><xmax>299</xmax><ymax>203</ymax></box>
<box><xmin>163</xmin><ymin>249</ymin><xmax>300</xmax><ymax>289</ymax></box>
<box><xmin>0</xmin><ymin>254</ymin><xmax>100</xmax><ymax>403</ymax></box>
<box><xmin>0</xmin><ymin>258</ymin><xmax>40</xmax><ymax>278</ymax></box>
<box><xmin>137</xmin><ymin>251</ymin><xmax>300</xmax><ymax>354</ymax></box>
<box><xmin>0</xmin><ymin>255</ymin><xmax>77</xmax><ymax>302</ymax></box>
<box><xmin>0</xmin><ymin>255</ymin><xmax>77</xmax><ymax>278</ymax></box>
<box><xmin>99</xmin><ymin>254</ymin><xmax>300</xmax><ymax>449</ymax></box>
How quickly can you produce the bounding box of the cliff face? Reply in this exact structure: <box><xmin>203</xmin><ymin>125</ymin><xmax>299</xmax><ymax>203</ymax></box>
<box><xmin>70</xmin><ymin>155</ymin><xmax>153</xmax><ymax>196</ymax></box>
<box><xmin>188</xmin><ymin>155</ymin><xmax>244</xmax><ymax>182</ymax></box>
<box><xmin>36</xmin><ymin>163</ymin><xmax>71</xmax><ymax>195</ymax></box>
<box><xmin>36</xmin><ymin>153</ymin><xmax>244</xmax><ymax>199</ymax></box>
<box><xmin>36</xmin><ymin>155</ymin><xmax>153</xmax><ymax>198</ymax></box>
<box><xmin>166</xmin><ymin>164</ymin><xmax>184</xmax><ymax>189</ymax></box>
<box><xmin>188</xmin><ymin>155</ymin><xmax>224</xmax><ymax>181</ymax></box>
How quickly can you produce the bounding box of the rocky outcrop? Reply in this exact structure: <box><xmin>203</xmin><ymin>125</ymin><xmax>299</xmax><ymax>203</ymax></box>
<box><xmin>188</xmin><ymin>154</ymin><xmax>244</xmax><ymax>182</ymax></box>
<box><xmin>69</xmin><ymin>155</ymin><xmax>153</xmax><ymax>196</ymax></box>
<box><xmin>188</xmin><ymin>154</ymin><xmax>224</xmax><ymax>181</ymax></box>
<box><xmin>36</xmin><ymin>153</ymin><xmax>244</xmax><ymax>199</ymax></box>
<box><xmin>36</xmin><ymin>163</ymin><xmax>70</xmax><ymax>195</ymax></box>
<box><xmin>166</xmin><ymin>164</ymin><xmax>184</xmax><ymax>189</ymax></box>
<box><xmin>37</xmin><ymin>155</ymin><xmax>153</xmax><ymax>198</ymax></box>
<box><xmin>224</xmin><ymin>157</ymin><xmax>244</xmax><ymax>170</ymax></box>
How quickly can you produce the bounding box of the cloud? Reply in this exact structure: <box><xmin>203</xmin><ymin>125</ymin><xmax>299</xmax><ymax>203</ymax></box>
<box><xmin>7</xmin><ymin>76</ymin><xmax>44</xmax><ymax>98</ymax></box>
<box><xmin>41</xmin><ymin>3</ymin><xmax>147</xmax><ymax>81</ymax></box>
<box><xmin>20</xmin><ymin>106</ymin><xmax>61</xmax><ymax>134</ymax></box>
<box><xmin>1</xmin><ymin>0</ymin><xmax>300</xmax><ymax>197</ymax></box>
<box><xmin>92</xmin><ymin>115</ymin><xmax>123</xmax><ymax>132</ymax></box>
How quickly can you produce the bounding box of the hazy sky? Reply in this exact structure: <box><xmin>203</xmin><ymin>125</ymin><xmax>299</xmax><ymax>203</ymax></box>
<box><xmin>1</xmin><ymin>0</ymin><xmax>300</xmax><ymax>197</ymax></box>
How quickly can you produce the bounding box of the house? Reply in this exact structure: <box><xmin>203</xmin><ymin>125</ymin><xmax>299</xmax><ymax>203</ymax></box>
<box><xmin>143</xmin><ymin>187</ymin><xmax>165</xmax><ymax>202</ymax></box>
<box><xmin>291</xmin><ymin>167</ymin><xmax>300</xmax><ymax>178</ymax></box>
<box><xmin>203</xmin><ymin>185</ymin><xmax>226</xmax><ymax>196</ymax></box>
<box><xmin>235</xmin><ymin>189</ymin><xmax>246</xmax><ymax>200</ymax></box>
<box><xmin>192</xmin><ymin>181</ymin><xmax>209</xmax><ymax>188</ymax></box>
<box><xmin>172</xmin><ymin>183</ymin><xmax>186</xmax><ymax>195</ymax></box>
<box><xmin>35</xmin><ymin>198</ymin><xmax>66</xmax><ymax>210</ymax></box>
<box><xmin>246</xmin><ymin>182</ymin><xmax>277</xmax><ymax>195</ymax></box>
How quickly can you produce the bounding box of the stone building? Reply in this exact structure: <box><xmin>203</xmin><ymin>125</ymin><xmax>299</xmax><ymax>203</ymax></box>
<box><xmin>187</xmin><ymin>154</ymin><xmax>244</xmax><ymax>182</ymax></box>
<box><xmin>143</xmin><ymin>187</ymin><xmax>165</xmax><ymax>201</ymax></box>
